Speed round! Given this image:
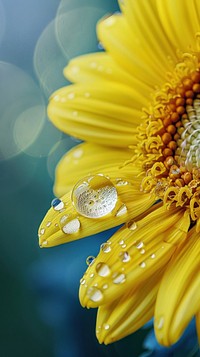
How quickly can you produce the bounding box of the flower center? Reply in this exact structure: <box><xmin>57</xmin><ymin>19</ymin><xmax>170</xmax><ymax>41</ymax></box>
<box><xmin>137</xmin><ymin>56</ymin><xmax>200</xmax><ymax>221</ymax></box>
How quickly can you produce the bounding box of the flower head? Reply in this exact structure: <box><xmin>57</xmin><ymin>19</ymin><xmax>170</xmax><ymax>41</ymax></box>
<box><xmin>39</xmin><ymin>0</ymin><xmax>200</xmax><ymax>348</ymax></box>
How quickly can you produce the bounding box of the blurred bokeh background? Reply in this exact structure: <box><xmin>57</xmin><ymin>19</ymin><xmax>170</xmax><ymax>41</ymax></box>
<box><xmin>1</xmin><ymin>1</ymin><xmax>199</xmax><ymax>356</ymax></box>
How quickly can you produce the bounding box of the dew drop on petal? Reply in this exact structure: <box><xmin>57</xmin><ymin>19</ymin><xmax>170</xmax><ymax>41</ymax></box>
<box><xmin>113</xmin><ymin>273</ymin><xmax>126</xmax><ymax>284</ymax></box>
<box><xmin>139</xmin><ymin>262</ymin><xmax>146</xmax><ymax>268</ymax></box>
<box><xmin>100</xmin><ymin>242</ymin><xmax>111</xmax><ymax>253</ymax></box>
<box><xmin>102</xmin><ymin>284</ymin><xmax>108</xmax><ymax>290</ymax></box>
<box><xmin>119</xmin><ymin>240</ymin><xmax>124</xmax><ymax>245</ymax></box>
<box><xmin>62</xmin><ymin>218</ymin><xmax>80</xmax><ymax>234</ymax></box>
<box><xmin>103</xmin><ymin>324</ymin><xmax>110</xmax><ymax>330</ymax></box>
<box><xmin>72</xmin><ymin>174</ymin><xmax>118</xmax><ymax>218</ymax></box>
<box><xmin>128</xmin><ymin>221</ymin><xmax>137</xmax><ymax>231</ymax></box>
<box><xmin>136</xmin><ymin>241</ymin><xmax>144</xmax><ymax>249</ymax></box>
<box><xmin>46</xmin><ymin>221</ymin><xmax>51</xmax><ymax>227</ymax></box>
<box><xmin>96</xmin><ymin>263</ymin><xmax>110</xmax><ymax>277</ymax></box>
<box><xmin>40</xmin><ymin>228</ymin><xmax>45</xmax><ymax>235</ymax></box>
<box><xmin>41</xmin><ymin>240</ymin><xmax>48</xmax><ymax>247</ymax></box>
<box><xmin>151</xmin><ymin>253</ymin><xmax>156</xmax><ymax>259</ymax></box>
<box><xmin>87</xmin><ymin>287</ymin><xmax>103</xmax><ymax>302</ymax></box>
<box><xmin>122</xmin><ymin>244</ymin><xmax>127</xmax><ymax>249</ymax></box>
<box><xmin>116</xmin><ymin>180</ymin><xmax>129</xmax><ymax>186</ymax></box>
<box><xmin>68</xmin><ymin>92</ymin><xmax>75</xmax><ymax>99</ymax></box>
<box><xmin>80</xmin><ymin>278</ymin><xmax>85</xmax><ymax>285</ymax></box>
<box><xmin>140</xmin><ymin>249</ymin><xmax>146</xmax><ymax>254</ymax></box>
<box><xmin>90</xmin><ymin>273</ymin><xmax>94</xmax><ymax>278</ymax></box>
<box><xmin>86</xmin><ymin>256</ymin><xmax>95</xmax><ymax>266</ymax></box>
<box><xmin>51</xmin><ymin>198</ymin><xmax>64</xmax><ymax>211</ymax></box>
<box><xmin>115</xmin><ymin>204</ymin><xmax>127</xmax><ymax>217</ymax></box>
<box><xmin>60</xmin><ymin>215</ymin><xmax>68</xmax><ymax>224</ymax></box>
<box><xmin>119</xmin><ymin>251</ymin><xmax>131</xmax><ymax>263</ymax></box>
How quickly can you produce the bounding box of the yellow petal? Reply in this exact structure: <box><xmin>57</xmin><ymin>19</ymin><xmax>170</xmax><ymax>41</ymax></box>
<box><xmin>196</xmin><ymin>310</ymin><xmax>200</xmax><ymax>344</ymax></box>
<box><xmin>48</xmin><ymin>82</ymin><xmax>143</xmax><ymax>148</ymax></box>
<box><xmin>97</xmin><ymin>13</ymin><xmax>174</xmax><ymax>88</ymax></box>
<box><xmin>54</xmin><ymin>142</ymin><xmax>132</xmax><ymax>196</ymax></box>
<box><xmin>155</xmin><ymin>227</ymin><xmax>200</xmax><ymax>346</ymax></box>
<box><xmin>79</xmin><ymin>205</ymin><xmax>189</xmax><ymax>308</ymax></box>
<box><xmin>96</xmin><ymin>269</ymin><xmax>164</xmax><ymax>344</ymax></box>
<box><xmin>157</xmin><ymin>0</ymin><xmax>200</xmax><ymax>52</ymax></box>
<box><xmin>39</xmin><ymin>165</ymin><xmax>155</xmax><ymax>247</ymax></box>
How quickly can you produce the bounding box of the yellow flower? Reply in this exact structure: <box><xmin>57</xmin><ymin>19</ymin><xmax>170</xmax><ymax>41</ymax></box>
<box><xmin>39</xmin><ymin>0</ymin><xmax>200</xmax><ymax>347</ymax></box>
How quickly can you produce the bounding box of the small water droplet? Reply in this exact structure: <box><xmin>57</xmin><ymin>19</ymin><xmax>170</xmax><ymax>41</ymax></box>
<box><xmin>119</xmin><ymin>240</ymin><xmax>124</xmax><ymax>245</ymax></box>
<box><xmin>55</xmin><ymin>223</ymin><xmax>58</xmax><ymax>227</ymax></box>
<box><xmin>60</xmin><ymin>215</ymin><xmax>68</xmax><ymax>224</ymax></box>
<box><xmin>139</xmin><ymin>262</ymin><xmax>146</xmax><ymax>268</ymax></box>
<box><xmin>116</xmin><ymin>180</ymin><xmax>129</xmax><ymax>186</ymax></box>
<box><xmin>122</xmin><ymin>244</ymin><xmax>126</xmax><ymax>249</ymax></box>
<box><xmin>100</xmin><ymin>242</ymin><xmax>111</xmax><ymax>253</ymax></box>
<box><xmin>140</xmin><ymin>249</ymin><xmax>145</xmax><ymax>254</ymax></box>
<box><xmin>46</xmin><ymin>222</ymin><xmax>51</xmax><ymax>227</ymax></box>
<box><xmin>87</xmin><ymin>287</ymin><xmax>103</xmax><ymax>302</ymax></box>
<box><xmin>53</xmin><ymin>95</ymin><xmax>60</xmax><ymax>101</ymax></box>
<box><xmin>68</xmin><ymin>92</ymin><xmax>75</xmax><ymax>99</ymax></box>
<box><xmin>104</xmin><ymin>16</ymin><xmax>116</xmax><ymax>27</ymax></box>
<box><xmin>42</xmin><ymin>240</ymin><xmax>48</xmax><ymax>247</ymax></box>
<box><xmin>51</xmin><ymin>198</ymin><xmax>64</xmax><ymax>211</ymax></box>
<box><xmin>97</xmin><ymin>41</ymin><xmax>104</xmax><ymax>50</ymax></box>
<box><xmin>86</xmin><ymin>256</ymin><xmax>95</xmax><ymax>266</ymax></box>
<box><xmin>115</xmin><ymin>204</ymin><xmax>127</xmax><ymax>217</ymax></box>
<box><xmin>72</xmin><ymin>174</ymin><xmax>118</xmax><ymax>218</ymax></box>
<box><xmin>136</xmin><ymin>242</ymin><xmax>144</xmax><ymax>249</ymax></box>
<box><xmin>119</xmin><ymin>251</ymin><xmax>131</xmax><ymax>262</ymax></box>
<box><xmin>62</xmin><ymin>218</ymin><xmax>81</xmax><ymax>234</ymax></box>
<box><xmin>102</xmin><ymin>284</ymin><xmax>108</xmax><ymax>290</ymax></box>
<box><xmin>103</xmin><ymin>324</ymin><xmax>110</xmax><ymax>330</ymax></box>
<box><xmin>155</xmin><ymin>316</ymin><xmax>164</xmax><ymax>330</ymax></box>
<box><xmin>40</xmin><ymin>228</ymin><xmax>45</xmax><ymax>235</ymax></box>
<box><xmin>90</xmin><ymin>273</ymin><xmax>94</xmax><ymax>278</ymax></box>
<box><xmin>113</xmin><ymin>273</ymin><xmax>126</xmax><ymax>284</ymax></box>
<box><xmin>128</xmin><ymin>221</ymin><xmax>137</xmax><ymax>230</ymax></box>
<box><xmin>96</xmin><ymin>262</ymin><xmax>110</xmax><ymax>277</ymax></box>
<box><xmin>151</xmin><ymin>253</ymin><xmax>156</xmax><ymax>259</ymax></box>
<box><xmin>80</xmin><ymin>278</ymin><xmax>85</xmax><ymax>285</ymax></box>
<box><xmin>84</xmin><ymin>92</ymin><xmax>91</xmax><ymax>98</ymax></box>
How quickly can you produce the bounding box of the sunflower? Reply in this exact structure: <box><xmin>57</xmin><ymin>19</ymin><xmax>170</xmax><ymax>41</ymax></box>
<box><xmin>38</xmin><ymin>0</ymin><xmax>200</xmax><ymax>348</ymax></box>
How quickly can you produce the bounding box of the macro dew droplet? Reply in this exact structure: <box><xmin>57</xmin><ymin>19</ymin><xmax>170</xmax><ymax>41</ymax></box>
<box><xmin>100</xmin><ymin>242</ymin><xmax>111</xmax><ymax>253</ymax></box>
<box><xmin>115</xmin><ymin>204</ymin><xmax>127</xmax><ymax>217</ymax></box>
<box><xmin>151</xmin><ymin>253</ymin><xmax>156</xmax><ymax>259</ymax></box>
<box><xmin>60</xmin><ymin>215</ymin><xmax>68</xmax><ymax>224</ymax></box>
<box><xmin>136</xmin><ymin>241</ymin><xmax>144</xmax><ymax>249</ymax></box>
<box><xmin>62</xmin><ymin>218</ymin><xmax>80</xmax><ymax>234</ymax></box>
<box><xmin>140</xmin><ymin>249</ymin><xmax>146</xmax><ymax>254</ymax></box>
<box><xmin>72</xmin><ymin>174</ymin><xmax>118</xmax><ymax>218</ymax></box>
<box><xmin>103</xmin><ymin>324</ymin><xmax>110</xmax><ymax>330</ymax></box>
<box><xmin>139</xmin><ymin>262</ymin><xmax>146</xmax><ymax>268</ymax></box>
<box><xmin>102</xmin><ymin>284</ymin><xmax>108</xmax><ymax>290</ymax></box>
<box><xmin>87</xmin><ymin>286</ymin><xmax>103</xmax><ymax>302</ymax></box>
<box><xmin>119</xmin><ymin>251</ymin><xmax>131</xmax><ymax>263</ymax></box>
<box><xmin>80</xmin><ymin>278</ymin><xmax>85</xmax><ymax>285</ymax></box>
<box><xmin>46</xmin><ymin>221</ymin><xmax>51</xmax><ymax>227</ymax></box>
<box><xmin>112</xmin><ymin>273</ymin><xmax>126</xmax><ymax>284</ymax></box>
<box><xmin>86</xmin><ymin>256</ymin><xmax>95</xmax><ymax>266</ymax></box>
<box><xmin>96</xmin><ymin>263</ymin><xmax>110</xmax><ymax>277</ymax></box>
<box><xmin>128</xmin><ymin>221</ymin><xmax>137</xmax><ymax>231</ymax></box>
<box><xmin>51</xmin><ymin>198</ymin><xmax>64</xmax><ymax>211</ymax></box>
<box><xmin>40</xmin><ymin>228</ymin><xmax>45</xmax><ymax>235</ymax></box>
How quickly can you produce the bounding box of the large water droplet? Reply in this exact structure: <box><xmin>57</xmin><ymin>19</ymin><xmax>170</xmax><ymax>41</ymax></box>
<box><xmin>112</xmin><ymin>273</ymin><xmax>126</xmax><ymax>284</ymax></box>
<box><xmin>72</xmin><ymin>174</ymin><xmax>118</xmax><ymax>218</ymax></box>
<box><xmin>96</xmin><ymin>263</ymin><xmax>110</xmax><ymax>277</ymax></box>
<box><xmin>86</xmin><ymin>256</ymin><xmax>95</xmax><ymax>266</ymax></box>
<box><xmin>51</xmin><ymin>198</ymin><xmax>64</xmax><ymax>211</ymax></box>
<box><xmin>62</xmin><ymin>218</ymin><xmax>80</xmax><ymax>234</ymax></box>
<box><xmin>87</xmin><ymin>287</ymin><xmax>103</xmax><ymax>302</ymax></box>
<box><xmin>119</xmin><ymin>251</ymin><xmax>131</xmax><ymax>263</ymax></box>
<box><xmin>100</xmin><ymin>242</ymin><xmax>111</xmax><ymax>253</ymax></box>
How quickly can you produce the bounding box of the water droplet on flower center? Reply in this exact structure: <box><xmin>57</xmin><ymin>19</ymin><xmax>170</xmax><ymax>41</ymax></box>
<box><xmin>72</xmin><ymin>174</ymin><xmax>118</xmax><ymax>218</ymax></box>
